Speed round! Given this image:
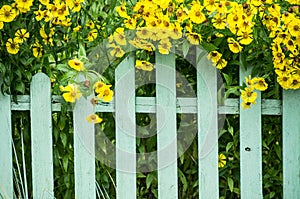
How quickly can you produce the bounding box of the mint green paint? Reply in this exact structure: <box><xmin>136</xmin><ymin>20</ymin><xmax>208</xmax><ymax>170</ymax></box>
<box><xmin>115</xmin><ymin>54</ymin><xmax>136</xmax><ymax>199</ymax></box>
<box><xmin>196</xmin><ymin>48</ymin><xmax>219</xmax><ymax>198</ymax></box>
<box><xmin>0</xmin><ymin>53</ymin><xmax>299</xmax><ymax>199</ymax></box>
<box><xmin>73</xmin><ymin>78</ymin><xmax>96</xmax><ymax>199</ymax></box>
<box><xmin>282</xmin><ymin>89</ymin><xmax>300</xmax><ymax>198</ymax></box>
<box><xmin>0</xmin><ymin>93</ymin><xmax>13</xmax><ymax>199</ymax></box>
<box><xmin>239</xmin><ymin>66</ymin><xmax>263</xmax><ymax>198</ymax></box>
<box><xmin>30</xmin><ymin>73</ymin><xmax>54</xmax><ymax>198</ymax></box>
<box><xmin>156</xmin><ymin>52</ymin><xmax>178</xmax><ymax>199</ymax></box>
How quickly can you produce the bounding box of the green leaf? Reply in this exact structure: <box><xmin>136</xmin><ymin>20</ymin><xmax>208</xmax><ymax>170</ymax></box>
<box><xmin>62</xmin><ymin>156</ymin><xmax>69</xmax><ymax>172</ymax></box>
<box><xmin>228</xmin><ymin>126</ymin><xmax>234</xmax><ymax>136</ymax></box>
<box><xmin>15</xmin><ymin>81</ymin><xmax>25</xmax><ymax>94</ymax></box>
<box><xmin>146</xmin><ymin>173</ymin><xmax>154</xmax><ymax>189</ymax></box>
<box><xmin>222</xmin><ymin>72</ymin><xmax>232</xmax><ymax>85</ymax></box>
<box><xmin>57</xmin><ymin>64</ymin><xmax>70</xmax><ymax>72</ymax></box>
<box><xmin>60</xmin><ymin>133</ymin><xmax>67</xmax><ymax>147</ymax></box>
<box><xmin>182</xmin><ymin>41</ymin><xmax>190</xmax><ymax>58</ymax></box>
<box><xmin>226</xmin><ymin>142</ymin><xmax>233</xmax><ymax>152</ymax></box>
<box><xmin>270</xmin><ymin>191</ymin><xmax>275</xmax><ymax>198</ymax></box>
<box><xmin>227</xmin><ymin>177</ymin><xmax>234</xmax><ymax>192</ymax></box>
<box><xmin>178</xmin><ymin>168</ymin><xmax>188</xmax><ymax>191</ymax></box>
<box><xmin>201</xmin><ymin>42</ymin><xmax>218</xmax><ymax>52</ymax></box>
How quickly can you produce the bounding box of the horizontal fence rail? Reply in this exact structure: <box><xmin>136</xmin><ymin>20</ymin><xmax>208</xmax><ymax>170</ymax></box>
<box><xmin>0</xmin><ymin>50</ymin><xmax>299</xmax><ymax>199</ymax></box>
<box><xmin>9</xmin><ymin>96</ymin><xmax>282</xmax><ymax>115</ymax></box>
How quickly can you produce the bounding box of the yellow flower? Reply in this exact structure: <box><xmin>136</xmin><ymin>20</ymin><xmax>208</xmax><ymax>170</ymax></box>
<box><xmin>218</xmin><ymin>153</ymin><xmax>226</xmax><ymax>168</ymax></box>
<box><xmin>129</xmin><ymin>38</ymin><xmax>155</xmax><ymax>51</ymax></box>
<box><xmin>93</xmin><ymin>81</ymin><xmax>107</xmax><ymax>94</ymax></box>
<box><xmin>186</xmin><ymin>32</ymin><xmax>202</xmax><ymax>45</ymax></box>
<box><xmin>237</xmin><ymin>30</ymin><xmax>253</xmax><ymax>45</ymax></box>
<box><xmin>0</xmin><ymin>5</ymin><xmax>17</xmax><ymax>22</ymax></box>
<box><xmin>6</xmin><ymin>38</ymin><xmax>20</xmax><ymax>55</ymax></box>
<box><xmin>0</xmin><ymin>21</ymin><xmax>4</xmax><ymax>30</ymax></box>
<box><xmin>136</xmin><ymin>27</ymin><xmax>152</xmax><ymax>40</ymax></box>
<box><xmin>15</xmin><ymin>0</ymin><xmax>34</xmax><ymax>13</ymax></box>
<box><xmin>287</xmin><ymin>19</ymin><xmax>300</xmax><ymax>38</ymax></box>
<box><xmin>110</xmin><ymin>43</ymin><xmax>125</xmax><ymax>57</ymax></box>
<box><xmin>212</xmin><ymin>13</ymin><xmax>226</xmax><ymax>30</ymax></box>
<box><xmin>207</xmin><ymin>51</ymin><xmax>222</xmax><ymax>64</ymax></box>
<box><xmin>60</xmin><ymin>84</ymin><xmax>82</xmax><ymax>103</ymax></box>
<box><xmin>39</xmin><ymin>0</ymin><xmax>49</xmax><ymax>6</ymax></box>
<box><xmin>71</xmin><ymin>0</ymin><xmax>84</xmax><ymax>12</ymax></box>
<box><xmin>252</xmin><ymin>77</ymin><xmax>268</xmax><ymax>91</ymax></box>
<box><xmin>277</xmin><ymin>71</ymin><xmax>292</xmax><ymax>90</ymax></box>
<box><xmin>73</xmin><ymin>25</ymin><xmax>82</xmax><ymax>32</ymax></box>
<box><xmin>189</xmin><ymin>3</ymin><xmax>206</xmax><ymax>24</ymax></box>
<box><xmin>15</xmin><ymin>29</ymin><xmax>30</xmax><ymax>43</ymax></box>
<box><xmin>32</xmin><ymin>41</ymin><xmax>43</xmax><ymax>58</ymax></box>
<box><xmin>241</xmin><ymin>87</ymin><xmax>257</xmax><ymax>103</ymax></box>
<box><xmin>68</xmin><ymin>58</ymin><xmax>85</xmax><ymax>71</ymax></box>
<box><xmin>227</xmin><ymin>37</ymin><xmax>243</xmax><ymax>53</ymax></box>
<box><xmin>87</xmin><ymin>29</ymin><xmax>98</xmax><ymax>42</ymax></box>
<box><xmin>158</xmin><ymin>38</ymin><xmax>172</xmax><ymax>54</ymax></box>
<box><xmin>135</xmin><ymin>60</ymin><xmax>154</xmax><ymax>71</ymax></box>
<box><xmin>116</xmin><ymin>3</ymin><xmax>129</xmax><ymax>19</ymax></box>
<box><xmin>169</xmin><ymin>22</ymin><xmax>182</xmax><ymax>40</ymax></box>
<box><xmin>241</xmin><ymin>100</ymin><xmax>254</xmax><ymax>109</ymax></box>
<box><xmin>290</xmin><ymin>75</ymin><xmax>300</xmax><ymax>90</ymax></box>
<box><xmin>86</xmin><ymin>114</ymin><xmax>103</xmax><ymax>124</ymax></box>
<box><xmin>124</xmin><ymin>18</ymin><xmax>137</xmax><ymax>29</ymax></box>
<box><xmin>86</xmin><ymin>20</ymin><xmax>95</xmax><ymax>29</ymax></box>
<box><xmin>214</xmin><ymin>58</ymin><xmax>227</xmax><ymax>70</ymax></box>
<box><xmin>97</xmin><ymin>86</ymin><xmax>114</xmax><ymax>102</ymax></box>
<box><xmin>113</xmin><ymin>28</ymin><xmax>127</xmax><ymax>46</ymax></box>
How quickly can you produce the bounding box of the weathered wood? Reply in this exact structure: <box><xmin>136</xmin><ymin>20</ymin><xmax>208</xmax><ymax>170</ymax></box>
<box><xmin>0</xmin><ymin>93</ymin><xmax>13</xmax><ymax>199</ymax></box>
<box><xmin>30</xmin><ymin>73</ymin><xmax>54</xmax><ymax>198</ymax></box>
<box><xmin>156</xmin><ymin>52</ymin><xmax>178</xmax><ymax>199</ymax></box>
<box><xmin>196</xmin><ymin>47</ymin><xmax>219</xmax><ymax>198</ymax></box>
<box><xmin>282</xmin><ymin>89</ymin><xmax>300</xmax><ymax>198</ymax></box>
<box><xmin>239</xmin><ymin>66</ymin><xmax>263</xmax><ymax>198</ymax></box>
<box><xmin>115</xmin><ymin>54</ymin><xmax>136</xmax><ymax>199</ymax></box>
<box><xmin>73</xmin><ymin>81</ymin><xmax>96</xmax><ymax>199</ymax></box>
<box><xmin>11</xmin><ymin>95</ymin><xmax>282</xmax><ymax>115</ymax></box>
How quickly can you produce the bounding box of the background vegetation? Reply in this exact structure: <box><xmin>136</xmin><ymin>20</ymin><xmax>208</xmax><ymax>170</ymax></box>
<box><xmin>0</xmin><ymin>0</ymin><xmax>291</xmax><ymax>198</ymax></box>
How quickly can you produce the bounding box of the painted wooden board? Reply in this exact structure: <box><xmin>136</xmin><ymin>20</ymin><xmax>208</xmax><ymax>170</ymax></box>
<box><xmin>239</xmin><ymin>66</ymin><xmax>263</xmax><ymax>198</ymax></box>
<box><xmin>156</xmin><ymin>52</ymin><xmax>178</xmax><ymax>199</ymax></box>
<box><xmin>11</xmin><ymin>95</ymin><xmax>282</xmax><ymax>115</ymax></box>
<box><xmin>30</xmin><ymin>73</ymin><xmax>54</xmax><ymax>198</ymax></box>
<box><xmin>115</xmin><ymin>54</ymin><xmax>136</xmax><ymax>199</ymax></box>
<box><xmin>196</xmin><ymin>47</ymin><xmax>219</xmax><ymax>198</ymax></box>
<box><xmin>282</xmin><ymin>89</ymin><xmax>300</xmax><ymax>198</ymax></box>
<box><xmin>0</xmin><ymin>93</ymin><xmax>13</xmax><ymax>198</ymax></box>
<box><xmin>73</xmin><ymin>79</ymin><xmax>96</xmax><ymax>199</ymax></box>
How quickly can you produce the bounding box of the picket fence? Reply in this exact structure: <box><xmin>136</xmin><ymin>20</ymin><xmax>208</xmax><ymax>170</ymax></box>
<box><xmin>0</xmin><ymin>49</ymin><xmax>299</xmax><ymax>199</ymax></box>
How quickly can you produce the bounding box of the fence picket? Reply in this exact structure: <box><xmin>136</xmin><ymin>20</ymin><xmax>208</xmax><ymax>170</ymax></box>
<box><xmin>239</xmin><ymin>67</ymin><xmax>263</xmax><ymax>198</ymax></box>
<box><xmin>2</xmin><ymin>51</ymin><xmax>300</xmax><ymax>199</ymax></box>
<box><xmin>196</xmin><ymin>48</ymin><xmax>219</xmax><ymax>198</ymax></box>
<box><xmin>0</xmin><ymin>93</ymin><xmax>13</xmax><ymax>199</ymax></box>
<box><xmin>115</xmin><ymin>54</ymin><xmax>136</xmax><ymax>198</ymax></box>
<box><xmin>73</xmin><ymin>84</ymin><xmax>96</xmax><ymax>198</ymax></box>
<box><xmin>30</xmin><ymin>73</ymin><xmax>54</xmax><ymax>198</ymax></box>
<box><xmin>282</xmin><ymin>89</ymin><xmax>300</xmax><ymax>198</ymax></box>
<box><xmin>156</xmin><ymin>52</ymin><xmax>178</xmax><ymax>199</ymax></box>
